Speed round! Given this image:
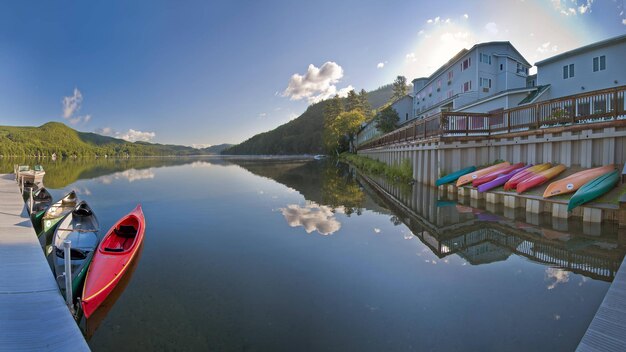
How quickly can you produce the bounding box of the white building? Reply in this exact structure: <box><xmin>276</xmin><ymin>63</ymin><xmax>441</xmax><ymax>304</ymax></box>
<box><xmin>535</xmin><ymin>34</ymin><xmax>626</xmax><ymax>100</ymax></box>
<box><xmin>411</xmin><ymin>41</ymin><xmax>532</xmax><ymax>122</ymax></box>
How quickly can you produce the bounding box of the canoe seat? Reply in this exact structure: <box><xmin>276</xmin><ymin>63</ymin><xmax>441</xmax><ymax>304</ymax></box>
<box><xmin>73</xmin><ymin>207</ymin><xmax>92</xmax><ymax>217</ymax></box>
<box><xmin>114</xmin><ymin>225</ymin><xmax>136</xmax><ymax>238</ymax></box>
<box><xmin>104</xmin><ymin>247</ymin><xmax>124</xmax><ymax>252</ymax></box>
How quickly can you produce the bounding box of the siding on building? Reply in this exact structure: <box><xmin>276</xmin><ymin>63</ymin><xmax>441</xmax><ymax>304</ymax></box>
<box><xmin>536</xmin><ymin>35</ymin><xmax>626</xmax><ymax>100</ymax></box>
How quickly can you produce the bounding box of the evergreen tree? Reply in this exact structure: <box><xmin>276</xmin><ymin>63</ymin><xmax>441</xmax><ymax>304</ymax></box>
<box><xmin>375</xmin><ymin>106</ymin><xmax>400</xmax><ymax>133</ymax></box>
<box><xmin>392</xmin><ymin>75</ymin><xmax>408</xmax><ymax>101</ymax></box>
<box><xmin>358</xmin><ymin>89</ymin><xmax>372</xmax><ymax>119</ymax></box>
<box><xmin>323</xmin><ymin>95</ymin><xmax>344</xmax><ymax>154</ymax></box>
<box><xmin>344</xmin><ymin>89</ymin><xmax>360</xmax><ymax>112</ymax></box>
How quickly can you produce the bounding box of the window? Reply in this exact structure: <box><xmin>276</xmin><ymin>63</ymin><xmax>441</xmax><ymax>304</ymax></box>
<box><xmin>448</xmin><ymin>71</ymin><xmax>453</xmax><ymax>81</ymax></box>
<box><xmin>462</xmin><ymin>57</ymin><xmax>471</xmax><ymax>71</ymax></box>
<box><xmin>405</xmin><ymin>113</ymin><xmax>409</xmax><ymax>121</ymax></box>
<box><xmin>447</xmin><ymin>90</ymin><xmax>454</xmax><ymax>99</ymax></box>
<box><xmin>593</xmin><ymin>55</ymin><xmax>606</xmax><ymax>72</ymax></box>
<box><xmin>437</xmin><ymin>79</ymin><xmax>442</xmax><ymax>90</ymax></box>
<box><xmin>500</xmin><ymin>63</ymin><xmax>503</xmax><ymax>71</ymax></box>
<box><xmin>563</xmin><ymin>64</ymin><xmax>575</xmax><ymax>79</ymax></box>
<box><xmin>516</xmin><ymin>63</ymin><xmax>527</xmax><ymax>74</ymax></box>
<box><xmin>479</xmin><ymin>78</ymin><xmax>492</xmax><ymax>88</ymax></box>
<box><xmin>462</xmin><ymin>81</ymin><xmax>472</xmax><ymax>92</ymax></box>
<box><xmin>480</xmin><ymin>53</ymin><xmax>491</xmax><ymax>64</ymax></box>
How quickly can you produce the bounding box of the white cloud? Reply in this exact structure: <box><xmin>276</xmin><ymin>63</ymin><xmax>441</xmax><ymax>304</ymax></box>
<box><xmin>118</xmin><ymin>129</ymin><xmax>156</xmax><ymax>142</ymax></box>
<box><xmin>537</xmin><ymin>41</ymin><xmax>559</xmax><ymax>53</ymax></box>
<box><xmin>282</xmin><ymin>61</ymin><xmax>352</xmax><ymax>104</ymax></box>
<box><xmin>191</xmin><ymin>143</ymin><xmax>212</xmax><ymax>149</ymax></box>
<box><xmin>280</xmin><ymin>203</ymin><xmax>341</xmax><ymax>235</ymax></box>
<box><xmin>623</xmin><ymin>18</ymin><xmax>626</xmax><ymax>25</ymax></box>
<box><xmin>551</xmin><ymin>0</ymin><xmax>593</xmax><ymax>16</ymax></box>
<box><xmin>97</xmin><ymin>169</ymin><xmax>155</xmax><ymax>184</ymax></box>
<box><xmin>96</xmin><ymin>127</ymin><xmax>156</xmax><ymax>142</ymax></box>
<box><xmin>377</xmin><ymin>62</ymin><xmax>385</xmax><ymax>69</ymax></box>
<box><xmin>546</xmin><ymin>268</ymin><xmax>570</xmax><ymax>289</ymax></box>
<box><xmin>61</xmin><ymin>88</ymin><xmax>91</xmax><ymax>125</ymax></box>
<box><xmin>484</xmin><ymin>22</ymin><xmax>499</xmax><ymax>35</ymax></box>
<box><xmin>337</xmin><ymin>85</ymin><xmax>354</xmax><ymax>97</ymax></box>
<box><xmin>259</xmin><ymin>112</ymin><xmax>267</xmax><ymax>118</ymax></box>
<box><xmin>463</xmin><ymin>13</ymin><xmax>469</xmax><ymax>19</ymax></box>
<box><xmin>405</xmin><ymin>52</ymin><xmax>417</xmax><ymax>62</ymax></box>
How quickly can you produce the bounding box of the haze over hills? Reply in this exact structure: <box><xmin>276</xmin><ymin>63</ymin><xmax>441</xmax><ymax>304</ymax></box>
<box><xmin>0</xmin><ymin>122</ymin><xmax>227</xmax><ymax>157</ymax></box>
<box><xmin>223</xmin><ymin>84</ymin><xmax>395</xmax><ymax>155</ymax></box>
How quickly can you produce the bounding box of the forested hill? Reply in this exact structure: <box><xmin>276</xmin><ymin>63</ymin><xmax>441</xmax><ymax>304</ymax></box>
<box><xmin>0</xmin><ymin>122</ymin><xmax>209</xmax><ymax>157</ymax></box>
<box><xmin>223</xmin><ymin>84</ymin><xmax>394</xmax><ymax>155</ymax></box>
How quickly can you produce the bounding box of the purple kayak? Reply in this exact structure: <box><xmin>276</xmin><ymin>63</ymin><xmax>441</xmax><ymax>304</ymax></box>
<box><xmin>478</xmin><ymin>165</ymin><xmax>532</xmax><ymax>192</ymax></box>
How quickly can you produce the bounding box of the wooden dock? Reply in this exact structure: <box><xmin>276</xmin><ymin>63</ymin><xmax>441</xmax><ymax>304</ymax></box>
<box><xmin>577</xmin><ymin>254</ymin><xmax>626</xmax><ymax>351</ymax></box>
<box><xmin>0</xmin><ymin>174</ymin><xmax>89</xmax><ymax>351</ymax></box>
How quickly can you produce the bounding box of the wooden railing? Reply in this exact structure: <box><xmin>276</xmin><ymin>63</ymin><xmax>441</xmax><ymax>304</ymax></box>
<box><xmin>357</xmin><ymin>85</ymin><xmax>626</xmax><ymax>150</ymax></box>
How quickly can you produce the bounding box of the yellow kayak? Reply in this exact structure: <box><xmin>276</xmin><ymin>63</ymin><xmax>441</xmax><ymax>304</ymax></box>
<box><xmin>543</xmin><ymin>165</ymin><xmax>615</xmax><ymax>198</ymax></box>
<box><xmin>456</xmin><ymin>162</ymin><xmax>510</xmax><ymax>187</ymax></box>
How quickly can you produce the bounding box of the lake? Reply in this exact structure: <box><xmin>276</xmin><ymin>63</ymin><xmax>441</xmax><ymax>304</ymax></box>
<box><xmin>2</xmin><ymin>157</ymin><xmax>624</xmax><ymax>351</ymax></box>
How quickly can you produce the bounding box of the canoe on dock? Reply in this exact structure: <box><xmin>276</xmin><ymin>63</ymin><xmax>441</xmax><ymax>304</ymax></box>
<box><xmin>478</xmin><ymin>165</ymin><xmax>531</xmax><ymax>192</ymax></box>
<box><xmin>517</xmin><ymin>164</ymin><xmax>567</xmax><ymax>194</ymax></box>
<box><xmin>472</xmin><ymin>163</ymin><xmax>525</xmax><ymax>187</ymax></box>
<box><xmin>26</xmin><ymin>187</ymin><xmax>53</xmax><ymax>230</ymax></box>
<box><xmin>82</xmin><ymin>204</ymin><xmax>145</xmax><ymax>318</ymax></box>
<box><xmin>436</xmin><ymin>166</ymin><xmax>476</xmax><ymax>186</ymax></box>
<box><xmin>543</xmin><ymin>165</ymin><xmax>615</xmax><ymax>198</ymax></box>
<box><xmin>567</xmin><ymin>170</ymin><xmax>620</xmax><ymax>211</ymax></box>
<box><xmin>53</xmin><ymin>201</ymin><xmax>100</xmax><ymax>301</ymax></box>
<box><xmin>503</xmin><ymin>163</ymin><xmax>551</xmax><ymax>190</ymax></box>
<box><xmin>41</xmin><ymin>191</ymin><xmax>79</xmax><ymax>238</ymax></box>
<box><xmin>20</xmin><ymin>165</ymin><xmax>46</xmax><ymax>184</ymax></box>
<box><xmin>456</xmin><ymin>162</ymin><xmax>510</xmax><ymax>187</ymax></box>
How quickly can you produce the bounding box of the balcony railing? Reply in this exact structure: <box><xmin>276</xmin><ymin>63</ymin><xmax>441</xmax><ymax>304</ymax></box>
<box><xmin>357</xmin><ymin>85</ymin><xmax>626</xmax><ymax>150</ymax></box>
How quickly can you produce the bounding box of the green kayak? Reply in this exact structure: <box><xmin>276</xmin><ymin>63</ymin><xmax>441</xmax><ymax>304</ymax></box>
<box><xmin>567</xmin><ymin>170</ymin><xmax>619</xmax><ymax>211</ymax></box>
<box><xmin>436</xmin><ymin>166</ymin><xmax>476</xmax><ymax>186</ymax></box>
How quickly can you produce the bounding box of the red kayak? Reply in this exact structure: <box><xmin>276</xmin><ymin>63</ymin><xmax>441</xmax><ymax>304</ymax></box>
<box><xmin>516</xmin><ymin>164</ymin><xmax>567</xmax><ymax>194</ymax></box>
<box><xmin>503</xmin><ymin>163</ymin><xmax>551</xmax><ymax>191</ymax></box>
<box><xmin>82</xmin><ymin>205</ymin><xmax>145</xmax><ymax>318</ymax></box>
<box><xmin>472</xmin><ymin>163</ymin><xmax>525</xmax><ymax>187</ymax></box>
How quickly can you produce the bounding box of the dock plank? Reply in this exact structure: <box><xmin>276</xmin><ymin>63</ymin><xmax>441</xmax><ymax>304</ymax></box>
<box><xmin>0</xmin><ymin>174</ymin><xmax>89</xmax><ymax>351</ymax></box>
<box><xmin>577</xmin><ymin>255</ymin><xmax>626</xmax><ymax>352</ymax></box>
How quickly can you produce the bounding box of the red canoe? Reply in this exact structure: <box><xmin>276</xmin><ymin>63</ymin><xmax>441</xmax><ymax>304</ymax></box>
<box><xmin>472</xmin><ymin>163</ymin><xmax>525</xmax><ymax>187</ymax></box>
<box><xmin>503</xmin><ymin>163</ymin><xmax>551</xmax><ymax>191</ymax></box>
<box><xmin>516</xmin><ymin>164</ymin><xmax>567</xmax><ymax>194</ymax></box>
<box><xmin>82</xmin><ymin>205</ymin><xmax>145</xmax><ymax>318</ymax></box>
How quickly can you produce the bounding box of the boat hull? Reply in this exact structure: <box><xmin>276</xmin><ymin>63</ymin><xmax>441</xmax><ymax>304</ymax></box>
<box><xmin>478</xmin><ymin>165</ymin><xmax>531</xmax><ymax>192</ymax></box>
<box><xmin>456</xmin><ymin>162</ymin><xmax>510</xmax><ymax>187</ymax></box>
<box><xmin>503</xmin><ymin>163</ymin><xmax>552</xmax><ymax>191</ymax></box>
<box><xmin>472</xmin><ymin>163</ymin><xmax>526</xmax><ymax>187</ymax></box>
<box><xmin>436</xmin><ymin>166</ymin><xmax>476</xmax><ymax>186</ymax></box>
<box><xmin>543</xmin><ymin>165</ymin><xmax>615</xmax><ymax>198</ymax></box>
<box><xmin>517</xmin><ymin>164</ymin><xmax>567</xmax><ymax>194</ymax></box>
<box><xmin>567</xmin><ymin>171</ymin><xmax>619</xmax><ymax>211</ymax></box>
<box><xmin>82</xmin><ymin>205</ymin><xmax>145</xmax><ymax>318</ymax></box>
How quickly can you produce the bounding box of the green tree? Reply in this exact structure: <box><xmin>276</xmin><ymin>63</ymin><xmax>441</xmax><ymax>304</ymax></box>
<box><xmin>344</xmin><ymin>89</ymin><xmax>360</xmax><ymax>112</ymax></box>
<box><xmin>358</xmin><ymin>89</ymin><xmax>372</xmax><ymax>119</ymax></box>
<box><xmin>375</xmin><ymin>106</ymin><xmax>399</xmax><ymax>133</ymax></box>
<box><xmin>323</xmin><ymin>95</ymin><xmax>344</xmax><ymax>154</ymax></box>
<box><xmin>392</xmin><ymin>75</ymin><xmax>408</xmax><ymax>101</ymax></box>
<box><xmin>334</xmin><ymin>110</ymin><xmax>366</xmax><ymax>153</ymax></box>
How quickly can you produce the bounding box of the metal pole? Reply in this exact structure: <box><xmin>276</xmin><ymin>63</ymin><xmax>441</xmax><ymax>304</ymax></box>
<box><xmin>63</xmin><ymin>240</ymin><xmax>74</xmax><ymax>314</ymax></box>
<box><xmin>29</xmin><ymin>188</ymin><xmax>33</xmax><ymax>214</ymax></box>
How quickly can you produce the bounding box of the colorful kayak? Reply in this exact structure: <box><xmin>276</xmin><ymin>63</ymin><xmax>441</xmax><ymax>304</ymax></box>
<box><xmin>477</xmin><ymin>165</ymin><xmax>531</xmax><ymax>192</ymax></box>
<box><xmin>53</xmin><ymin>201</ymin><xmax>100</xmax><ymax>301</ymax></box>
<box><xmin>504</xmin><ymin>163</ymin><xmax>552</xmax><ymax>191</ymax></box>
<box><xmin>517</xmin><ymin>164</ymin><xmax>567</xmax><ymax>194</ymax></box>
<box><xmin>436</xmin><ymin>166</ymin><xmax>476</xmax><ymax>186</ymax></box>
<box><xmin>543</xmin><ymin>165</ymin><xmax>615</xmax><ymax>198</ymax></box>
<box><xmin>82</xmin><ymin>204</ymin><xmax>145</xmax><ymax>318</ymax></box>
<box><xmin>567</xmin><ymin>170</ymin><xmax>619</xmax><ymax>211</ymax></box>
<box><xmin>456</xmin><ymin>162</ymin><xmax>510</xmax><ymax>187</ymax></box>
<box><xmin>472</xmin><ymin>163</ymin><xmax>526</xmax><ymax>187</ymax></box>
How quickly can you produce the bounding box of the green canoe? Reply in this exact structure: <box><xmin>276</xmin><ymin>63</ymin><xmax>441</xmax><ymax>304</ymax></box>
<box><xmin>436</xmin><ymin>166</ymin><xmax>476</xmax><ymax>186</ymax></box>
<box><xmin>567</xmin><ymin>170</ymin><xmax>619</xmax><ymax>211</ymax></box>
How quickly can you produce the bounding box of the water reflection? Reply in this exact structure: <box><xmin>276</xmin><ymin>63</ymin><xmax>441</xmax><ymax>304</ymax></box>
<box><xmin>97</xmin><ymin>168</ymin><xmax>155</xmax><ymax>184</ymax></box>
<box><xmin>280</xmin><ymin>202</ymin><xmax>342</xmax><ymax>235</ymax></box>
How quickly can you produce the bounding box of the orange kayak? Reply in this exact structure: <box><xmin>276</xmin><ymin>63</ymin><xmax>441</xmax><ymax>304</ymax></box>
<box><xmin>517</xmin><ymin>164</ymin><xmax>567</xmax><ymax>194</ymax></box>
<box><xmin>503</xmin><ymin>163</ymin><xmax>551</xmax><ymax>191</ymax></box>
<box><xmin>456</xmin><ymin>162</ymin><xmax>510</xmax><ymax>187</ymax></box>
<box><xmin>543</xmin><ymin>165</ymin><xmax>615</xmax><ymax>198</ymax></box>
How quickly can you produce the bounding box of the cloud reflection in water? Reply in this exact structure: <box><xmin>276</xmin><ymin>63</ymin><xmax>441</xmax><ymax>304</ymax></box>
<box><xmin>280</xmin><ymin>203</ymin><xmax>341</xmax><ymax>236</ymax></box>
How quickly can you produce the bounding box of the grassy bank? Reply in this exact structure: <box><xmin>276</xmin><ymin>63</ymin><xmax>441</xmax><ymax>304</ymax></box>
<box><xmin>339</xmin><ymin>153</ymin><xmax>413</xmax><ymax>183</ymax></box>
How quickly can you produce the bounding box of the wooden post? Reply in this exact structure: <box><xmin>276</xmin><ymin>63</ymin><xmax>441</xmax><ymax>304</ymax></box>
<box><xmin>614</xmin><ymin>88</ymin><xmax>619</xmax><ymax>120</ymax></box>
<box><xmin>571</xmin><ymin>97</ymin><xmax>576</xmax><ymax>124</ymax></box>
<box><xmin>535</xmin><ymin>103</ymin><xmax>540</xmax><ymax>129</ymax></box>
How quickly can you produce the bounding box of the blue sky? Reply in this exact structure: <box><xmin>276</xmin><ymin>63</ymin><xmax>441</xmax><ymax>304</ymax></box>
<box><xmin>0</xmin><ymin>0</ymin><xmax>624</xmax><ymax>146</ymax></box>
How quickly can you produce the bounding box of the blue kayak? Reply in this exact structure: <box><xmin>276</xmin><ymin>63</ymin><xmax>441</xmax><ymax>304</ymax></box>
<box><xmin>436</xmin><ymin>166</ymin><xmax>477</xmax><ymax>186</ymax></box>
<box><xmin>567</xmin><ymin>170</ymin><xmax>619</xmax><ymax>211</ymax></box>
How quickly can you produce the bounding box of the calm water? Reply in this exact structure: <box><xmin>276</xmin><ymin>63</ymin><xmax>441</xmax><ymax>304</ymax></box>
<box><xmin>3</xmin><ymin>157</ymin><xmax>625</xmax><ymax>351</ymax></box>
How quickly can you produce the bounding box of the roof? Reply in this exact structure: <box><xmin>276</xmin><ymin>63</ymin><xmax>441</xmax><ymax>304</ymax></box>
<box><xmin>518</xmin><ymin>85</ymin><xmax>550</xmax><ymax>105</ymax></box>
<box><xmin>455</xmin><ymin>86</ymin><xmax>537</xmax><ymax>111</ymax></box>
<box><xmin>391</xmin><ymin>94</ymin><xmax>413</xmax><ymax>106</ymax></box>
<box><xmin>535</xmin><ymin>34</ymin><xmax>626</xmax><ymax>66</ymax></box>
